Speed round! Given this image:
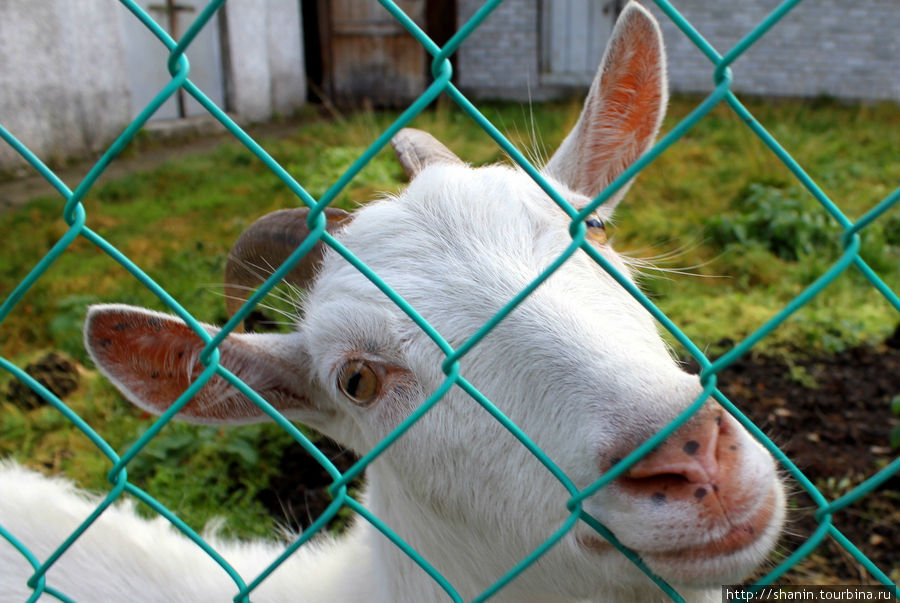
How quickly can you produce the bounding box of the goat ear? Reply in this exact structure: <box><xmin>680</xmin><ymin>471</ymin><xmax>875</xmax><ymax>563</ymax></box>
<box><xmin>391</xmin><ymin>128</ymin><xmax>464</xmax><ymax>180</ymax></box>
<box><xmin>542</xmin><ymin>1</ymin><xmax>667</xmax><ymax>209</ymax></box>
<box><xmin>224</xmin><ymin>207</ymin><xmax>351</xmax><ymax>332</ymax></box>
<box><xmin>84</xmin><ymin>304</ymin><xmax>324</xmax><ymax>426</ymax></box>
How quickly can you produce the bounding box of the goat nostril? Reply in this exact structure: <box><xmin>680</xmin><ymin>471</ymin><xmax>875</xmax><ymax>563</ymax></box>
<box><xmin>612</xmin><ymin>410</ymin><xmax>727</xmax><ymax>490</ymax></box>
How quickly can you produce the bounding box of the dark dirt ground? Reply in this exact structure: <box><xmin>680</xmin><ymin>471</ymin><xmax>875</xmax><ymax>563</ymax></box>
<box><xmin>706</xmin><ymin>332</ymin><xmax>900</xmax><ymax>586</ymax></box>
<box><xmin>257</xmin><ymin>327</ymin><xmax>900</xmax><ymax>587</ymax></box>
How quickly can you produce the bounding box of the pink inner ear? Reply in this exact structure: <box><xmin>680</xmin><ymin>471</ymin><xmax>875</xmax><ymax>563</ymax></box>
<box><xmin>599</xmin><ymin>27</ymin><xmax>664</xmax><ymax>146</ymax></box>
<box><xmin>580</xmin><ymin>21</ymin><xmax>665</xmax><ymax>197</ymax></box>
<box><xmin>89</xmin><ymin>309</ymin><xmax>213</xmax><ymax>417</ymax></box>
<box><xmin>86</xmin><ymin>306</ymin><xmax>310</xmax><ymax>424</ymax></box>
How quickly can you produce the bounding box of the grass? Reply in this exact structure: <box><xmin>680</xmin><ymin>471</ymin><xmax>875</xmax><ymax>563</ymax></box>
<box><xmin>1</xmin><ymin>94</ymin><xmax>899</xmax><ymax>542</ymax></box>
<box><xmin>622</xmin><ymin>97</ymin><xmax>900</xmax><ymax>357</ymax></box>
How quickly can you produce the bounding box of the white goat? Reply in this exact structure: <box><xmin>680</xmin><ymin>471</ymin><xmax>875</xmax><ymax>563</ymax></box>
<box><xmin>0</xmin><ymin>3</ymin><xmax>785</xmax><ymax>602</ymax></box>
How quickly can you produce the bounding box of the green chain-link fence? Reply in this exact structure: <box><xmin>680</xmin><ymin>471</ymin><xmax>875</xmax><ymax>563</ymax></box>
<box><xmin>1</xmin><ymin>0</ymin><xmax>898</xmax><ymax>601</ymax></box>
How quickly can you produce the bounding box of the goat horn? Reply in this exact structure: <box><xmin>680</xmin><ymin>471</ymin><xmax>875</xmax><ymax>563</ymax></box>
<box><xmin>391</xmin><ymin>128</ymin><xmax>463</xmax><ymax>179</ymax></box>
<box><xmin>224</xmin><ymin>207</ymin><xmax>351</xmax><ymax>331</ymax></box>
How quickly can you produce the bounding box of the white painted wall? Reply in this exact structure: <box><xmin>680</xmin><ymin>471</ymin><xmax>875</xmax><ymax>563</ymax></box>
<box><xmin>0</xmin><ymin>1</ymin><xmax>131</xmax><ymax>170</ymax></box>
<box><xmin>223</xmin><ymin>0</ymin><xmax>306</xmax><ymax>122</ymax></box>
<box><xmin>0</xmin><ymin>0</ymin><xmax>307</xmax><ymax>171</ymax></box>
<box><xmin>119</xmin><ymin>0</ymin><xmax>227</xmax><ymax>121</ymax></box>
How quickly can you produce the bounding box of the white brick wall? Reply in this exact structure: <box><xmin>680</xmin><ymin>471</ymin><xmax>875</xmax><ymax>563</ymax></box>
<box><xmin>649</xmin><ymin>0</ymin><xmax>900</xmax><ymax>101</ymax></box>
<box><xmin>456</xmin><ymin>0</ymin><xmax>562</xmax><ymax>101</ymax></box>
<box><xmin>456</xmin><ymin>0</ymin><xmax>900</xmax><ymax>103</ymax></box>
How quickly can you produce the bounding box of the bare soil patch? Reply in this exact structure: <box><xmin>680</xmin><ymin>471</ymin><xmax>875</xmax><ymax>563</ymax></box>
<box><xmin>709</xmin><ymin>330</ymin><xmax>900</xmax><ymax>585</ymax></box>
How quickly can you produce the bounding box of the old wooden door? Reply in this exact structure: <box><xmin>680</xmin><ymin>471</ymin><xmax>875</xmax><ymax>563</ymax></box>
<box><xmin>319</xmin><ymin>0</ymin><xmax>427</xmax><ymax>107</ymax></box>
<box><xmin>540</xmin><ymin>0</ymin><xmax>618</xmax><ymax>86</ymax></box>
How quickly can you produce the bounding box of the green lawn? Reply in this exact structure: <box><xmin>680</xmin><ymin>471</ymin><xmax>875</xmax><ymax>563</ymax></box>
<box><xmin>1</xmin><ymin>94</ymin><xmax>898</xmax><ymax>539</ymax></box>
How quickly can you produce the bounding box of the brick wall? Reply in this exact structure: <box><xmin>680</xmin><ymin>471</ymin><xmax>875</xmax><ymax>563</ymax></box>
<box><xmin>456</xmin><ymin>0</ymin><xmax>563</xmax><ymax>101</ymax></box>
<box><xmin>649</xmin><ymin>0</ymin><xmax>900</xmax><ymax>102</ymax></box>
<box><xmin>456</xmin><ymin>0</ymin><xmax>900</xmax><ymax>103</ymax></box>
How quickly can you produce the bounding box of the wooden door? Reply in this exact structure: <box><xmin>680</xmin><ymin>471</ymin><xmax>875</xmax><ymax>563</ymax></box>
<box><xmin>320</xmin><ymin>0</ymin><xmax>427</xmax><ymax>107</ymax></box>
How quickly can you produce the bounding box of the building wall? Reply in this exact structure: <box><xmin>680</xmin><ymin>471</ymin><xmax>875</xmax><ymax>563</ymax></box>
<box><xmin>649</xmin><ymin>0</ymin><xmax>900</xmax><ymax>102</ymax></box>
<box><xmin>456</xmin><ymin>0</ymin><xmax>900</xmax><ymax>103</ymax></box>
<box><xmin>0</xmin><ymin>1</ymin><xmax>132</xmax><ymax>170</ymax></box>
<box><xmin>0</xmin><ymin>0</ymin><xmax>307</xmax><ymax>171</ymax></box>
<box><xmin>119</xmin><ymin>0</ymin><xmax>227</xmax><ymax>121</ymax></box>
<box><xmin>456</xmin><ymin>0</ymin><xmax>559</xmax><ymax>101</ymax></box>
<box><xmin>223</xmin><ymin>0</ymin><xmax>307</xmax><ymax>122</ymax></box>
<box><xmin>3</xmin><ymin>2</ymin><xmax>894</xmax><ymax>172</ymax></box>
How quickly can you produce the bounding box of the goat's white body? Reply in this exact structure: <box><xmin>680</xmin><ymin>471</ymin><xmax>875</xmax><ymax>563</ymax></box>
<box><xmin>0</xmin><ymin>4</ymin><xmax>782</xmax><ymax>601</ymax></box>
<box><xmin>0</xmin><ymin>463</ymin><xmax>375</xmax><ymax>603</ymax></box>
<box><xmin>0</xmin><ymin>462</ymin><xmax>719</xmax><ymax>602</ymax></box>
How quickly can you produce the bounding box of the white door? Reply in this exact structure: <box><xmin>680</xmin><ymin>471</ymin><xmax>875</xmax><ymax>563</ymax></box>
<box><xmin>119</xmin><ymin>0</ymin><xmax>226</xmax><ymax>121</ymax></box>
<box><xmin>541</xmin><ymin>0</ymin><xmax>618</xmax><ymax>86</ymax></box>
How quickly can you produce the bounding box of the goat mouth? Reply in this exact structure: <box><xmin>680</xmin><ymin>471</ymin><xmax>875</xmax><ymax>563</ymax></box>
<box><xmin>577</xmin><ymin>484</ymin><xmax>781</xmax><ymax>584</ymax></box>
<box><xmin>649</xmin><ymin>488</ymin><xmax>776</xmax><ymax>557</ymax></box>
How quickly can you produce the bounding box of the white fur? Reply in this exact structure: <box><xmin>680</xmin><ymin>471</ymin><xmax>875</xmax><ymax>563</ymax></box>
<box><xmin>0</xmin><ymin>4</ymin><xmax>784</xmax><ymax>602</ymax></box>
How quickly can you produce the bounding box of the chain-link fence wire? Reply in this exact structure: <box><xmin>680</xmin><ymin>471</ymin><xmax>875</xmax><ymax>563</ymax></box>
<box><xmin>1</xmin><ymin>0</ymin><xmax>898</xmax><ymax>601</ymax></box>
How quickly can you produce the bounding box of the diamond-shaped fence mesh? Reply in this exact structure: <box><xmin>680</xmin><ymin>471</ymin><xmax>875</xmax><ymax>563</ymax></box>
<box><xmin>1</xmin><ymin>1</ymin><xmax>898</xmax><ymax>601</ymax></box>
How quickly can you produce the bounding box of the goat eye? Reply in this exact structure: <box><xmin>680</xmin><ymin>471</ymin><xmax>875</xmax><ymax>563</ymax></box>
<box><xmin>585</xmin><ymin>217</ymin><xmax>607</xmax><ymax>245</ymax></box>
<box><xmin>338</xmin><ymin>360</ymin><xmax>379</xmax><ymax>405</ymax></box>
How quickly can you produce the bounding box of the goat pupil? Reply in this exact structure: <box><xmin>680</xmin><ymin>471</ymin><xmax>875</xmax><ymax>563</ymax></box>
<box><xmin>586</xmin><ymin>218</ymin><xmax>604</xmax><ymax>229</ymax></box>
<box><xmin>347</xmin><ymin>371</ymin><xmax>362</xmax><ymax>396</ymax></box>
